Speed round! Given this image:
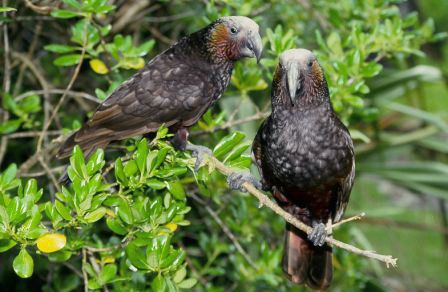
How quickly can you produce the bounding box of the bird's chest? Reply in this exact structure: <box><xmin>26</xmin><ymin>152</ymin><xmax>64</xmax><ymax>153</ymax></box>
<box><xmin>208</xmin><ymin>64</ymin><xmax>232</xmax><ymax>100</ymax></box>
<box><xmin>261</xmin><ymin>109</ymin><xmax>351</xmax><ymax>190</ymax></box>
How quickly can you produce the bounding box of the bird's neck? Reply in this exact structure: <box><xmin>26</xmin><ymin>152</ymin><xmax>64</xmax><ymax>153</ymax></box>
<box><xmin>271</xmin><ymin>80</ymin><xmax>331</xmax><ymax>113</ymax></box>
<box><xmin>189</xmin><ymin>23</ymin><xmax>236</xmax><ymax>66</ymax></box>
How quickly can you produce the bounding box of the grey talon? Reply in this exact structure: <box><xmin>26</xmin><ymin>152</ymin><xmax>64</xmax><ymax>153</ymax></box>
<box><xmin>185</xmin><ymin>144</ymin><xmax>212</xmax><ymax>171</ymax></box>
<box><xmin>227</xmin><ymin>172</ymin><xmax>261</xmax><ymax>192</ymax></box>
<box><xmin>308</xmin><ymin>222</ymin><xmax>327</xmax><ymax>247</ymax></box>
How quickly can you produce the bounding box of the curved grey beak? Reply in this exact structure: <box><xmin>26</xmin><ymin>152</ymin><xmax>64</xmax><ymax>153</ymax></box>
<box><xmin>241</xmin><ymin>32</ymin><xmax>263</xmax><ymax>63</ymax></box>
<box><xmin>251</xmin><ymin>32</ymin><xmax>263</xmax><ymax>63</ymax></box>
<box><xmin>287</xmin><ymin>61</ymin><xmax>299</xmax><ymax>102</ymax></box>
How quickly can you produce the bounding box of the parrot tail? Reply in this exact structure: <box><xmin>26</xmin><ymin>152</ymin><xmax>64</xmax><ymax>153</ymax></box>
<box><xmin>282</xmin><ymin>223</ymin><xmax>333</xmax><ymax>290</ymax></box>
<box><xmin>57</xmin><ymin>125</ymin><xmax>111</xmax><ymax>159</ymax></box>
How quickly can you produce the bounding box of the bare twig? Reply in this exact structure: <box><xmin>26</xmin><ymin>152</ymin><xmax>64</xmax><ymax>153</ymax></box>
<box><xmin>190</xmin><ymin>193</ymin><xmax>258</xmax><ymax>270</ymax></box>
<box><xmin>20</xmin><ymin>165</ymin><xmax>65</xmax><ymax>177</ymax></box>
<box><xmin>331</xmin><ymin>212</ymin><xmax>365</xmax><ymax>230</ymax></box>
<box><xmin>24</xmin><ymin>0</ymin><xmax>53</xmax><ymax>14</ymax></box>
<box><xmin>36</xmin><ymin>24</ymin><xmax>88</xmax><ymax>153</ymax></box>
<box><xmin>144</xmin><ymin>11</ymin><xmax>194</xmax><ymax>23</ymax></box>
<box><xmin>82</xmin><ymin>248</ymin><xmax>89</xmax><ymax>292</ymax></box>
<box><xmin>0</xmin><ymin>1</ymin><xmax>11</xmax><ymax>166</ymax></box>
<box><xmin>5</xmin><ymin>130</ymin><xmax>63</xmax><ymax>139</ymax></box>
<box><xmin>13</xmin><ymin>22</ymin><xmax>42</xmax><ymax>96</ymax></box>
<box><xmin>15</xmin><ymin>89</ymin><xmax>101</xmax><ymax>104</ymax></box>
<box><xmin>148</xmin><ymin>27</ymin><xmax>175</xmax><ymax>45</ymax></box>
<box><xmin>38</xmin><ymin>156</ymin><xmax>61</xmax><ymax>191</ymax></box>
<box><xmin>112</xmin><ymin>0</ymin><xmax>151</xmax><ymax>33</ymax></box>
<box><xmin>63</xmin><ymin>262</ymin><xmax>84</xmax><ymax>279</ymax></box>
<box><xmin>207</xmin><ymin>156</ymin><xmax>398</xmax><ymax>267</ymax></box>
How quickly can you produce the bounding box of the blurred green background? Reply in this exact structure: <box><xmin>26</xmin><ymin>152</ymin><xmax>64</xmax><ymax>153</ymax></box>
<box><xmin>1</xmin><ymin>0</ymin><xmax>448</xmax><ymax>291</ymax></box>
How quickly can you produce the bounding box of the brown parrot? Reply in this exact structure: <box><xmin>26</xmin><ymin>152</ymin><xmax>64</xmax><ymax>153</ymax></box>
<box><xmin>228</xmin><ymin>49</ymin><xmax>355</xmax><ymax>290</ymax></box>
<box><xmin>58</xmin><ymin>16</ymin><xmax>262</xmax><ymax>170</ymax></box>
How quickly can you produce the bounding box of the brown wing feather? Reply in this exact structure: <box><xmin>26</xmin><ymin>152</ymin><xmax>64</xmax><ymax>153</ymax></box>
<box><xmin>58</xmin><ymin>46</ymin><xmax>212</xmax><ymax>158</ymax></box>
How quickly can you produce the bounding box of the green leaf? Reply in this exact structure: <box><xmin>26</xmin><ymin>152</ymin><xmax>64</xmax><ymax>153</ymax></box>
<box><xmin>0</xmin><ymin>119</ymin><xmax>21</xmax><ymax>134</ymax></box>
<box><xmin>146</xmin><ymin>179</ymin><xmax>166</xmax><ymax>190</ymax></box>
<box><xmin>166</xmin><ymin>180</ymin><xmax>186</xmax><ymax>200</ymax></box>
<box><xmin>69</xmin><ymin>145</ymin><xmax>86</xmax><ymax>179</ymax></box>
<box><xmin>54</xmin><ymin>54</ymin><xmax>82</xmax><ymax>67</ymax></box>
<box><xmin>151</xmin><ymin>274</ymin><xmax>166</xmax><ymax>292</ymax></box>
<box><xmin>126</xmin><ymin>243</ymin><xmax>149</xmax><ymax>270</ymax></box>
<box><xmin>51</xmin><ymin>10</ymin><xmax>81</xmax><ymax>19</ymax></box>
<box><xmin>2</xmin><ymin>93</ymin><xmax>18</xmax><ymax>112</ymax></box>
<box><xmin>136</xmin><ymin>139</ymin><xmax>148</xmax><ymax>174</ymax></box>
<box><xmin>55</xmin><ymin>201</ymin><xmax>72</xmax><ymax>220</ymax></box>
<box><xmin>48</xmin><ymin>250</ymin><xmax>72</xmax><ymax>262</ymax></box>
<box><xmin>153</xmin><ymin>148</ymin><xmax>169</xmax><ymax>171</ymax></box>
<box><xmin>114</xmin><ymin>158</ymin><xmax>128</xmax><ymax>185</ymax></box>
<box><xmin>1</xmin><ymin>163</ymin><xmax>17</xmax><ymax>186</ymax></box>
<box><xmin>95</xmin><ymin>88</ymin><xmax>107</xmax><ymax>100</ymax></box>
<box><xmin>213</xmin><ymin>132</ymin><xmax>245</xmax><ymax>159</ymax></box>
<box><xmin>18</xmin><ymin>95</ymin><xmax>40</xmax><ymax>113</ymax></box>
<box><xmin>178</xmin><ymin>278</ymin><xmax>197</xmax><ymax>289</ymax></box>
<box><xmin>0</xmin><ymin>206</ymin><xmax>10</xmax><ymax>231</ymax></box>
<box><xmin>86</xmin><ymin>149</ymin><xmax>105</xmax><ymax>175</ymax></box>
<box><xmin>157</xmin><ymin>167</ymin><xmax>188</xmax><ymax>178</ymax></box>
<box><xmin>106</xmin><ymin>217</ymin><xmax>127</xmax><ymax>235</ymax></box>
<box><xmin>101</xmin><ymin>264</ymin><xmax>117</xmax><ymax>284</ymax></box>
<box><xmin>118</xmin><ymin>198</ymin><xmax>133</xmax><ymax>224</ymax></box>
<box><xmin>44</xmin><ymin>44</ymin><xmax>78</xmax><ymax>53</ymax></box>
<box><xmin>124</xmin><ymin>160</ymin><xmax>138</xmax><ymax>177</ymax></box>
<box><xmin>13</xmin><ymin>249</ymin><xmax>34</xmax><ymax>278</ymax></box>
<box><xmin>84</xmin><ymin>207</ymin><xmax>106</xmax><ymax>223</ymax></box>
<box><xmin>0</xmin><ymin>239</ymin><xmax>16</xmax><ymax>252</ymax></box>
<box><xmin>0</xmin><ymin>7</ymin><xmax>16</xmax><ymax>12</ymax></box>
<box><xmin>223</xmin><ymin>141</ymin><xmax>251</xmax><ymax>163</ymax></box>
<box><xmin>173</xmin><ymin>266</ymin><xmax>186</xmax><ymax>283</ymax></box>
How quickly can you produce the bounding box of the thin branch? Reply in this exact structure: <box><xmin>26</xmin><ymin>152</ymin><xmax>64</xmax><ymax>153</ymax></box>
<box><xmin>15</xmin><ymin>89</ymin><xmax>101</xmax><ymax>103</ymax></box>
<box><xmin>5</xmin><ymin>130</ymin><xmax>63</xmax><ymax>139</ymax></box>
<box><xmin>0</xmin><ymin>1</ymin><xmax>11</xmax><ymax>166</ymax></box>
<box><xmin>38</xmin><ymin>156</ymin><xmax>61</xmax><ymax>191</ymax></box>
<box><xmin>24</xmin><ymin>0</ymin><xmax>53</xmax><ymax>14</ymax></box>
<box><xmin>63</xmin><ymin>262</ymin><xmax>84</xmax><ymax>279</ymax></box>
<box><xmin>331</xmin><ymin>212</ymin><xmax>365</xmax><ymax>230</ymax></box>
<box><xmin>190</xmin><ymin>193</ymin><xmax>258</xmax><ymax>270</ymax></box>
<box><xmin>82</xmin><ymin>248</ymin><xmax>89</xmax><ymax>292</ymax></box>
<box><xmin>36</xmin><ymin>24</ymin><xmax>88</xmax><ymax>153</ymax></box>
<box><xmin>207</xmin><ymin>156</ymin><xmax>398</xmax><ymax>267</ymax></box>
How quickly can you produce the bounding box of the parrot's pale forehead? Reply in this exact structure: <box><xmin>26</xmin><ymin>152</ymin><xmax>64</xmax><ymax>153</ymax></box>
<box><xmin>219</xmin><ymin>16</ymin><xmax>259</xmax><ymax>31</ymax></box>
<box><xmin>279</xmin><ymin>49</ymin><xmax>315</xmax><ymax>65</ymax></box>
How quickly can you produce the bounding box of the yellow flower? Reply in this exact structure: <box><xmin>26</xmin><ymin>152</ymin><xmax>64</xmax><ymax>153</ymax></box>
<box><xmin>36</xmin><ymin>233</ymin><xmax>67</xmax><ymax>253</ymax></box>
<box><xmin>89</xmin><ymin>59</ymin><xmax>109</xmax><ymax>74</ymax></box>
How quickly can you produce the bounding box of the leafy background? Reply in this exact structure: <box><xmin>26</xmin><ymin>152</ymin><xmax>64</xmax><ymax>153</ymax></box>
<box><xmin>1</xmin><ymin>0</ymin><xmax>448</xmax><ymax>291</ymax></box>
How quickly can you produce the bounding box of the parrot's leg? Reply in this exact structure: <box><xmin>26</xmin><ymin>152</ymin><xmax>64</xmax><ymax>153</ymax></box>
<box><xmin>185</xmin><ymin>143</ymin><xmax>212</xmax><ymax>171</ymax></box>
<box><xmin>227</xmin><ymin>172</ymin><xmax>263</xmax><ymax>191</ymax></box>
<box><xmin>308</xmin><ymin>221</ymin><xmax>327</xmax><ymax>247</ymax></box>
<box><xmin>171</xmin><ymin>127</ymin><xmax>212</xmax><ymax>171</ymax></box>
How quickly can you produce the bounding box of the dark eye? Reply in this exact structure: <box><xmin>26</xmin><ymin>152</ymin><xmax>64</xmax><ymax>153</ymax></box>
<box><xmin>230</xmin><ymin>27</ymin><xmax>238</xmax><ymax>34</ymax></box>
<box><xmin>308</xmin><ymin>60</ymin><xmax>313</xmax><ymax>67</ymax></box>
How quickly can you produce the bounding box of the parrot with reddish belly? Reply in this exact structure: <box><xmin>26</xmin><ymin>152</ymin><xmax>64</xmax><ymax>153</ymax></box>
<box><xmin>229</xmin><ymin>49</ymin><xmax>355</xmax><ymax>290</ymax></box>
